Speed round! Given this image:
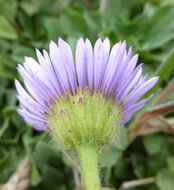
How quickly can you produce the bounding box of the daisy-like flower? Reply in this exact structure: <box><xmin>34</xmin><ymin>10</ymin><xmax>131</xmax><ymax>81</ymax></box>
<box><xmin>15</xmin><ymin>38</ymin><xmax>158</xmax><ymax>190</ymax></box>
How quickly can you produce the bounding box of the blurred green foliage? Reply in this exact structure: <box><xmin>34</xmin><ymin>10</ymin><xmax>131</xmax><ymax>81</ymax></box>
<box><xmin>0</xmin><ymin>0</ymin><xmax>174</xmax><ymax>189</ymax></box>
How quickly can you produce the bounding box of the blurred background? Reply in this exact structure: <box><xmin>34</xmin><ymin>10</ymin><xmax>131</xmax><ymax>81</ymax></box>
<box><xmin>0</xmin><ymin>0</ymin><xmax>174</xmax><ymax>190</ymax></box>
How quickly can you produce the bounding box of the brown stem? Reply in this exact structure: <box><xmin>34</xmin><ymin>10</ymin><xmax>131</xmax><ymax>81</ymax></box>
<box><xmin>99</xmin><ymin>0</ymin><xmax>107</xmax><ymax>13</ymax></box>
<box><xmin>84</xmin><ymin>0</ymin><xmax>92</xmax><ymax>9</ymax></box>
<box><xmin>155</xmin><ymin>78</ymin><xmax>174</xmax><ymax>105</ymax></box>
<box><xmin>138</xmin><ymin>100</ymin><xmax>174</xmax><ymax>122</ymax></box>
<box><xmin>73</xmin><ymin>167</ymin><xmax>81</xmax><ymax>187</ymax></box>
<box><xmin>0</xmin><ymin>157</ymin><xmax>31</xmax><ymax>190</ymax></box>
<box><xmin>118</xmin><ymin>177</ymin><xmax>155</xmax><ymax>190</ymax></box>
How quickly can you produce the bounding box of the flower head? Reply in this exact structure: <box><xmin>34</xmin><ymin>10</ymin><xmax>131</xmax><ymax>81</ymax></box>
<box><xmin>15</xmin><ymin>38</ymin><xmax>158</xmax><ymax>152</ymax></box>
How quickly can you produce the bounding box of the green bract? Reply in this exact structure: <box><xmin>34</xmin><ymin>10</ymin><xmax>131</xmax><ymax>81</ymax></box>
<box><xmin>47</xmin><ymin>87</ymin><xmax>122</xmax><ymax>153</ymax></box>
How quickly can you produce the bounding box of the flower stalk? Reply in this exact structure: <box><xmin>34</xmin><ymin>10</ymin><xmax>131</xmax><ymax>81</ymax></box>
<box><xmin>77</xmin><ymin>144</ymin><xmax>101</xmax><ymax>190</ymax></box>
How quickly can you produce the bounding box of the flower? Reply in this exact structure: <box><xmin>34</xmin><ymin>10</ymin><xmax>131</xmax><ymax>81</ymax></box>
<box><xmin>15</xmin><ymin>38</ymin><xmax>158</xmax><ymax>151</ymax></box>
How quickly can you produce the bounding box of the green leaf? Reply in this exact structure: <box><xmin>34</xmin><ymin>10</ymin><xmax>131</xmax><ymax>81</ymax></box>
<box><xmin>141</xmin><ymin>5</ymin><xmax>174</xmax><ymax>50</ymax></box>
<box><xmin>102</xmin><ymin>167</ymin><xmax>112</xmax><ymax>185</ymax></box>
<box><xmin>20</xmin><ymin>1</ymin><xmax>40</xmax><ymax>16</ymax></box>
<box><xmin>167</xmin><ymin>157</ymin><xmax>174</xmax><ymax>171</ymax></box>
<box><xmin>131</xmin><ymin>153</ymin><xmax>146</xmax><ymax>178</ymax></box>
<box><xmin>0</xmin><ymin>67</ymin><xmax>16</xmax><ymax>79</ymax></box>
<box><xmin>156</xmin><ymin>169</ymin><xmax>174</xmax><ymax>190</ymax></box>
<box><xmin>12</xmin><ymin>45</ymin><xmax>35</xmax><ymax>63</ymax></box>
<box><xmin>154</xmin><ymin>47</ymin><xmax>174</xmax><ymax>85</ymax></box>
<box><xmin>30</xmin><ymin>161</ymin><xmax>42</xmax><ymax>186</ymax></box>
<box><xmin>0</xmin><ymin>15</ymin><xmax>17</xmax><ymax>40</ymax></box>
<box><xmin>42</xmin><ymin>164</ymin><xmax>64</xmax><ymax>188</ymax></box>
<box><xmin>66</xmin><ymin>6</ymin><xmax>86</xmax><ymax>33</ymax></box>
<box><xmin>2</xmin><ymin>107</ymin><xmax>16</xmax><ymax>118</ymax></box>
<box><xmin>115</xmin><ymin>126</ymin><xmax>128</xmax><ymax>151</ymax></box>
<box><xmin>141</xmin><ymin>47</ymin><xmax>174</xmax><ymax>99</ymax></box>
<box><xmin>102</xmin><ymin>0</ymin><xmax>135</xmax><ymax>21</ymax></box>
<box><xmin>0</xmin><ymin>119</ymin><xmax>9</xmax><ymax>138</ymax></box>
<box><xmin>12</xmin><ymin>113</ymin><xmax>26</xmax><ymax>130</ymax></box>
<box><xmin>142</xmin><ymin>64</ymin><xmax>155</xmax><ymax>76</ymax></box>
<box><xmin>143</xmin><ymin>134</ymin><xmax>163</xmax><ymax>155</ymax></box>
<box><xmin>45</xmin><ymin>16</ymin><xmax>75</xmax><ymax>41</ymax></box>
<box><xmin>99</xmin><ymin>28</ymin><xmax>119</xmax><ymax>46</ymax></box>
<box><xmin>99</xmin><ymin>147</ymin><xmax>121</xmax><ymax>167</ymax></box>
<box><xmin>33</xmin><ymin>141</ymin><xmax>62</xmax><ymax>169</ymax></box>
<box><xmin>114</xmin><ymin>158</ymin><xmax>133</xmax><ymax>180</ymax></box>
<box><xmin>0</xmin><ymin>0</ymin><xmax>18</xmax><ymax>19</ymax></box>
<box><xmin>5</xmin><ymin>89</ymin><xmax>17</xmax><ymax>107</ymax></box>
<box><xmin>83</xmin><ymin>11</ymin><xmax>100</xmax><ymax>39</ymax></box>
<box><xmin>0</xmin><ymin>151</ymin><xmax>19</xmax><ymax>183</ymax></box>
<box><xmin>22</xmin><ymin>133</ymin><xmax>43</xmax><ymax>186</ymax></box>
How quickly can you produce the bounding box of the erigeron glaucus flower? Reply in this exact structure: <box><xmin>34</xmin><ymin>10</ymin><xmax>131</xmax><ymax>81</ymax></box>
<box><xmin>15</xmin><ymin>38</ymin><xmax>158</xmax><ymax>152</ymax></box>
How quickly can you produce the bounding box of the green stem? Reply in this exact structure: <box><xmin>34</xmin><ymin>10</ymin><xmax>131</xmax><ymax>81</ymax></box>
<box><xmin>77</xmin><ymin>144</ymin><xmax>101</xmax><ymax>190</ymax></box>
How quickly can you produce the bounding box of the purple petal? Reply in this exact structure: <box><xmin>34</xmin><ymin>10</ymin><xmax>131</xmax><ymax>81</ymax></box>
<box><xmin>121</xmin><ymin>95</ymin><xmax>153</xmax><ymax>124</ymax></box>
<box><xmin>49</xmin><ymin>41</ymin><xmax>71</xmax><ymax>92</ymax></box>
<box><xmin>94</xmin><ymin>38</ymin><xmax>104</xmax><ymax>90</ymax></box>
<box><xmin>106</xmin><ymin>41</ymin><xmax>126</xmax><ymax>95</ymax></box>
<box><xmin>124</xmin><ymin>76</ymin><xmax>158</xmax><ymax>106</ymax></box>
<box><xmin>17</xmin><ymin>64</ymin><xmax>52</xmax><ymax>105</ymax></box>
<box><xmin>36</xmin><ymin>49</ymin><xmax>61</xmax><ymax>96</ymax></box>
<box><xmin>58</xmin><ymin>38</ymin><xmax>78</xmax><ymax>93</ymax></box>
<box><xmin>33</xmin><ymin>125</ymin><xmax>47</xmax><ymax>131</ymax></box>
<box><xmin>117</xmin><ymin>54</ymin><xmax>138</xmax><ymax>91</ymax></box>
<box><xmin>15</xmin><ymin>79</ymin><xmax>46</xmax><ymax>110</ymax></box>
<box><xmin>23</xmin><ymin>56</ymin><xmax>57</xmax><ymax>98</ymax></box>
<box><xmin>17</xmin><ymin>109</ymin><xmax>47</xmax><ymax>123</ymax></box>
<box><xmin>103</xmin><ymin>41</ymin><xmax>122</xmax><ymax>93</ymax></box>
<box><xmin>85</xmin><ymin>38</ymin><xmax>94</xmax><ymax>90</ymax></box>
<box><xmin>112</xmin><ymin>46</ymin><xmax>132</xmax><ymax>92</ymax></box>
<box><xmin>42</xmin><ymin>49</ymin><xmax>64</xmax><ymax>94</ymax></box>
<box><xmin>76</xmin><ymin>38</ymin><xmax>88</xmax><ymax>88</ymax></box>
<box><xmin>117</xmin><ymin>63</ymin><xmax>143</xmax><ymax>101</ymax></box>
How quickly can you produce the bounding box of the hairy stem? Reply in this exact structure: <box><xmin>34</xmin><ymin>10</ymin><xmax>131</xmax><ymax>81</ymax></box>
<box><xmin>77</xmin><ymin>144</ymin><xmax>101</xmax><ymax>190</ymax></box>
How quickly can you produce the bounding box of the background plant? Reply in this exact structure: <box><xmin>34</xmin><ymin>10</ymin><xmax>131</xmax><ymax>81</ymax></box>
<box><xmin>0</xmin><ymin>0</ymin><xmax>174</xmax><ymax>190</ymax></box>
